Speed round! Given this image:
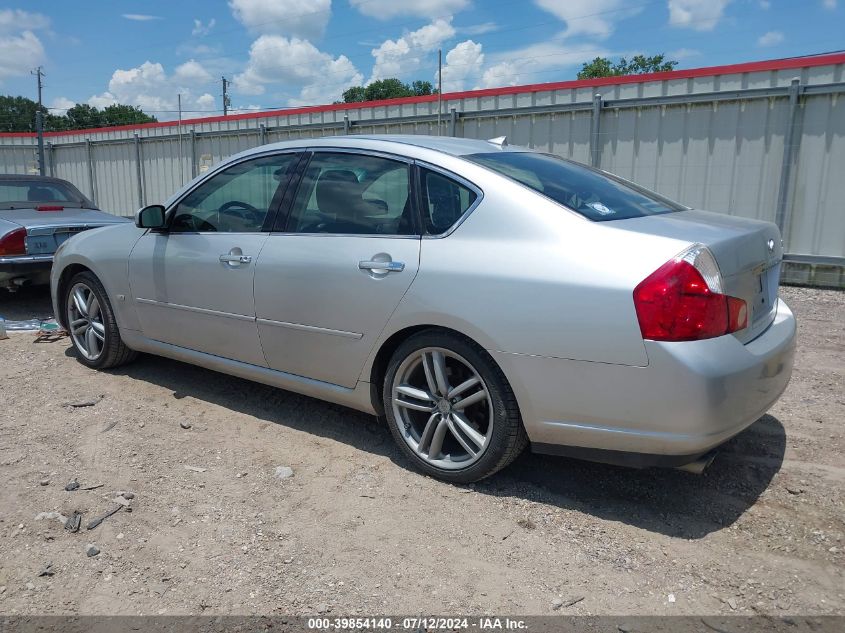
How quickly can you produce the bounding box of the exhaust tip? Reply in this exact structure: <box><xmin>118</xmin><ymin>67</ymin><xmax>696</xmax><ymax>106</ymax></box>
<box><xmin>675</xmin><ymin>451</ymin><xmax>718</xmax><ymax>475</ymax></box>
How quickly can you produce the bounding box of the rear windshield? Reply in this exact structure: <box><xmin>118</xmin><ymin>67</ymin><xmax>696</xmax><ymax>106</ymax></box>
<box><xmin>465</xmin><ymin>152</ymin><xmax>684</xmax><ymax>221</ymax></box>
<box><xmin>0</xmin><ymin>180</ymin><xmax>84</xmax><ymax>206</ymax></box>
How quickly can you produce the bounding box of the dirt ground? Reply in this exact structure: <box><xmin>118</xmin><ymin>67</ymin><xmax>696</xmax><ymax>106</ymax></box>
<box><xmin>0</xmin><ymin>285</ymin><xmax>842</xmax><ymax>616</ymax></box>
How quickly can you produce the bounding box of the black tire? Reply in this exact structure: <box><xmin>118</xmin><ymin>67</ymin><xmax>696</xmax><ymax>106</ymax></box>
<box><xmin>64</xmin><ymin>271</ymin><xmax>137</xmax><ymax>370</ymax></box>
<box><xmin>383</xmin><ymin>329</ymin><xmax>527</xmax><ymax>484</ymax></box>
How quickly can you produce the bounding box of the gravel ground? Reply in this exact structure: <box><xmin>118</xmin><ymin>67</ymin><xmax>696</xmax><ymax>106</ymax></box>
<box><xmin>0</xmin><ymin>285</ymin><xmax>842</xmax><ymax>616</ymax></box>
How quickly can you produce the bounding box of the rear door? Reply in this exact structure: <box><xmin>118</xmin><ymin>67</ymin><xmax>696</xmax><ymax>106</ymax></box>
<box><xmin>128</xmin><ymin>152</ymin><xmax>300</xmax><ymax>366</ymax></box>
<box><xmin>254</xmin><ymin>150</ymin><xmax>420</xmax><ymax>388</ymax></box>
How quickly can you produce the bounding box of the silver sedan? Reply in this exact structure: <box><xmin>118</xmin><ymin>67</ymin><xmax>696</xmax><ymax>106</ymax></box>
<box><xmin>50</xmin><ymin>135</ymin><xmax>796</xmax><ymax>483</ymax></box>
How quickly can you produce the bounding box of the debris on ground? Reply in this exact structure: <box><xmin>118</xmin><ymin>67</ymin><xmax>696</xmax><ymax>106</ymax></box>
<box><xmin>86</xmin><ymin>506</ymin><xmax>123</xmax><ymax>531</ymax></box>
<box><xmin>64</xmin><ymin>511</ymin><xmax>82</xmax><ymax>533</ymax></box>
<box><xmin>64</xmin><ymin>479</ymin><xmax>79</xmax><ymax>491</ymax></box>
<box><xmin>101</xmin><ymin>420</ymin><xmax>118</xmax><ymax>433</ymax></box>
<box><xmin>34</xmin><ymin>511</ymin><xmax>67</xmax><ymax>527</ymax></box>
<box><xmin>39</xmin><ymin>479</ymin><xmax>50</xmax><ymax>486</ymax></box>
<box><xmin>112</xmin><ymin>494</ymin><xmax>132</xmax><ymax>507</ymax></box>
<box><xmin>37</xmin><ymin>563</ymin><xmax>54</xmax><ymax>577</ymax></box>
<box><xmin>63</xmin><ymin>395</ymin><xmax>103</xmax><ymax>408</ymax></box>
<box><xmin>274</xmin><ymin>466</ymin><xmax>294</xmax><ymax>480</ymax></box>
<box><xmin>33</xmin><ymin>324</ymin><xmax>68</xmax><ymax>343</ymax></box>
<box><xmin>179</xmin><ymin>420</ymin><xmax>192</xmax><ymax>429</ymax></box>
<box><xmin>184</xmin><ymin>465</ymin><xmax>206</xmax><ymax>473</ymax></box>
<box><xmin>85</xmin><ymin>544</ymin><xmax>100</xmax><ymax>558</ymax></box>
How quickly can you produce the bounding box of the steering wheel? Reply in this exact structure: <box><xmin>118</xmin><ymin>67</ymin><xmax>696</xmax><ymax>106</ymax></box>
<box><xmin>219</xmin><ymin>200</ymin><xmax>259</xmax><ymax>214</ymax></box>
<box><xmin>171</xmin><ymin>213</ymin><xmax>217</xmax><ymax>232</ymax></box>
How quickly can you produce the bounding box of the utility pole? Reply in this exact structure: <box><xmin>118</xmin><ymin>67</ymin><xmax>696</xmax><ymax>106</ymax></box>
<box><xmin>222</xmin><ymin>76</ymin><xmax>231</xmax><ymax>116</ymax></box>
<box><xmin>177</xmin><ymin>93</ymin><xmax>185</xmax><ymax>183</ymax></box>
<box><xmin>437</xmin><ymin>49</ymin><xmax>442</xmax><ymax>136</ymax></box>
<box><xmin>31</xmin><ymin>66</ymin><xmax>46</xmax><ymax>176</ymax></box>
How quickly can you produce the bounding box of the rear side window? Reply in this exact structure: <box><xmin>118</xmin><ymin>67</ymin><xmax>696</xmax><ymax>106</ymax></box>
<box><xmin>287</xmin><ymin>152</ymin><xmax>414</xmax><ymax>235</ymax></box>
<box><xmin>465</xmin><ymin>152</ymin><xmax>683</xmax><ymax>221</ymax></box>
<box><xmin>420</xmin><ymin>169</ymin><xmax>478</xmax><ymax>234</ymax></box>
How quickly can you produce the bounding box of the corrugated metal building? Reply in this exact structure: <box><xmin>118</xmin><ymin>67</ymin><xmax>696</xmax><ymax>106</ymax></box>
<box><xmin>2</xmin><ymin>53</ymin><xmax>844</xmax><ymax>286</ymax></box>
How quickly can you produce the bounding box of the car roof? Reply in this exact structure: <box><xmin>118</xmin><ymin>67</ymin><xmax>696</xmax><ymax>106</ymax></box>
<box><xmin>246</xmin><ymin>134</ymin><xmax>533</xmax><ymax>159</ymax></box>
<box><xmin>0</xmin><ymin>174</ymin><xmax>75</xmax><ymax>185</ymax></box>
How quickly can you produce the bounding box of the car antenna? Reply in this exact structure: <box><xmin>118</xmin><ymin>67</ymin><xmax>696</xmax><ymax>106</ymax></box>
<box><xmin>487</xmin><ymin>136</ymin><xmax>508</xmax><ymax>147</ymax></box>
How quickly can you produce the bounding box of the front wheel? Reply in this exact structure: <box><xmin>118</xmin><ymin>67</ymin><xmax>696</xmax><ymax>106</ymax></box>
<box><xmin>65</xmin><ymin>271</ymin><xmax>137</xmax><ymax>369</ymax></box>
<box><xmin>383</xmin><ymin>330</ymin><xmax>527</xmax><ymax>484</ymax></box>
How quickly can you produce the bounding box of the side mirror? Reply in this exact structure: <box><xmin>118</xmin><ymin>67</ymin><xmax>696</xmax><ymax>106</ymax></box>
<box><xmin>135</xmin><ymin>204</ymin><xmax>166</xmax><ymax>229</ymax></box>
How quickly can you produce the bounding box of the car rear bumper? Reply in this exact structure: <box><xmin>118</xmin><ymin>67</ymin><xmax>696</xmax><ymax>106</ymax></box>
<box><xmin>492</xmin><ymin>299</ymin><xmax>796</xmax><ymax>464</ymax></box>
<box><xmin>0</xmin><ymin>254</ymin><xmax>53</xmax><ymax>278</ymax></box>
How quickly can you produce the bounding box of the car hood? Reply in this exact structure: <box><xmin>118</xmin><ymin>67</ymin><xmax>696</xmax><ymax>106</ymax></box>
<box><xmin>0</xmin><ymin>207</ymin><xmax>128</xmax><ymax>229</ymax></box>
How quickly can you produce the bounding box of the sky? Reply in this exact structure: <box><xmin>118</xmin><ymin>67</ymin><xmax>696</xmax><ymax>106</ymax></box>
<box><xmin>0</xmin><ymin>0</ymin><xmax>842</xmax><ymax>121</ymax></box>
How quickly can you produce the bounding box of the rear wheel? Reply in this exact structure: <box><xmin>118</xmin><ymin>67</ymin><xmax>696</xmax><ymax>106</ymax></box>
<box><xmin>383</xmin><ymin>330</ymin><xmax>527</xmax><ymax>483</ymax></box>
<box><xmin>65</xmin><ymin>271</ymin><xmax>137</xmax><ymax>369</ymax></box>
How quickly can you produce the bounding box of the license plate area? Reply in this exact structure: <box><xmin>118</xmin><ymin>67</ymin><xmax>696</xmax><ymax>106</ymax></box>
<box><xmin>751</xmin><ymin>263</ymin><xmax>780</xmax><ymax>324</ymax></box>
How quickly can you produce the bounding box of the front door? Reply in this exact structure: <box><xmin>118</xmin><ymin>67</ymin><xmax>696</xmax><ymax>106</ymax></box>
<box><xmin>254</xmin><ymin>151</ymin><xmax>421</xmax><ymax>388</ymax></box>
<box><xmin>128</xmin><ymin>152</ymin><xmax>300</xmax><ymax>366</ymax></box>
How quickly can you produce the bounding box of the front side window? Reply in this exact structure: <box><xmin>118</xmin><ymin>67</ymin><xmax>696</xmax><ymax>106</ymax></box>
<box><xmin>287</xmin><ymin>152</ymin><xmax>414</xmax><ymax>235</ymax></box>
<box><xmin>465</xmin><ymin>151</ymin><xmax>683</xmax><ymax>222</ymax></box>
<box><xmin>420</xmin><ymin>168</ymin><xmax>478</xmax><ymax>235</ymax></box>
<box><xmin>170</xmin><ymin>153</ymin><xmax>297</xmax><ymax>233</ymax></box>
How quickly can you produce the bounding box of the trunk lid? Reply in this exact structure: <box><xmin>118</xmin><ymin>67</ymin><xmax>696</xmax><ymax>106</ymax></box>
<box><xmin>0</xmin><ymin>207</ymin><xmax>128</xmax><ymax>256</ymax></box>
<box><xmin>612</xmin><ymin>209</ymin><xmax>783</xmax><ymax>344</ymax></box>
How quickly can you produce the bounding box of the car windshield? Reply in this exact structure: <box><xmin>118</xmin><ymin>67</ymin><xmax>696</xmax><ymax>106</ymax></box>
<box><xmin>0</xmin><ymin>179</ymin><xmax>83</xmax><ymax>207</ymax></box>
<box><xmin>465</xmin><ymin>151</ymin><xmax>684</xmax><ymax>221</ymax></box>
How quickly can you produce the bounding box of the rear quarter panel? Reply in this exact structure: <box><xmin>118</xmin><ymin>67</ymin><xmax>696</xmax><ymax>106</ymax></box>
<box><xmin>367</xmin><ymin>164</ymin><xmax>694</xmax><ymax>373</ymax></box>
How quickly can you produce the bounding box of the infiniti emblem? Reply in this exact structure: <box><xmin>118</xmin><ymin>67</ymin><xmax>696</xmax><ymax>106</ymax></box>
<box><xmin>767</xmin><ymin>239</ymin><xmax>775</xmax><ymax>253</ymax></box>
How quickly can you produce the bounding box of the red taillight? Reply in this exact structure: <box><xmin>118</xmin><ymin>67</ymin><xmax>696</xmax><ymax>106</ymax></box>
<box><xmin>0</xmin><ymin>228</ymin><xmax>26</xmax><ymax>256</ymax></box>
<box><xmin>633</xmin><ymin>247</ymin><xmax>748</xmax><ymax>342</ymax></box>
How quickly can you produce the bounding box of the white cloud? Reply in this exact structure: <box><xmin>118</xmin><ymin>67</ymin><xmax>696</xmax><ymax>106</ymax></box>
<box><xmin>759</xmin><ymin>0</ymin><xmax>771</xmax><ymax>9</ymax></box>
<box><xmin>349</xmin><ymin>0</ymin><xmax>469</xmax><ymax>20</ymax></box>
<box><xmin>122</xmin><ymin>14</ymin><xmax>162</xmax><ymax>21</ymax></box>
<box><xmin>229</xmin><ymin>0</ymin><xmax>331</xmax><ymax>39</ymax></box>
<box><xmin>534</xmin><ymin>0</ymin><xmax>640</xmax><ymax>38</ymax></box>
<box><xmin>457</xmin><ymin>22</ymin><xmax>499</xmax><ymax>36</ymax></box>
<box><xmin>757</xmin><ymin>30</ymin><xmax>784</xmax><ymax>46</ymax></box>
<box><xmin>174</xmin><ymin>59</ymin><xmax>213</xmax><ymax>85</ymax></box>
<box><xmin>439</xmin><ymin>40</ymin><xmax>484</xmax><ymax>91</ymax></box>
<box><xmin>0</xmin><ymin>8</ymin><xmax>50</xmax><ymax>33</ymax></box>
<box><xmin>192</xmin><ymin>18</ymin><xmax>216</xmax><ymax>36</ymax></box>
<box><xmin>822</xmin><ymin>0</ymin><xmax>836</xmax><ymax>8</ymax></box>
<box><xmin>87</xmin><ymin>60</ymin><xmax>218</xmax><ymax>120</ymax></box>
<box><xmin>49</xmin><ymin>96</ymin><xmax>76</xmax><ymax>112</ymax></box>
<box><xmin>0</xmin><ymin>9</ymin><xmax>48</xmax><ymax>82</ymax></box>
<box><xmin>668</xmin><ymin>0</ymin><xmax>732</xmax><ymax>31</ymax></box>
<box><xmin>480</xmin><ymin>42</ymin><xmax>611</xmax><ymax>88</ymax></box>
<box><xmin>233</xmin><ymin>35</ymin><xmax>363</xmax><ymax>106</ymax></box>
<box><xmin>369</xmin><ymin>18</ymin><xmax>456</xmax><ymax>83</ymax></box>
<box><xmin>668</xmin><ymin>47</ymin><xmax>701</xmax><ymax>60</ymax></box>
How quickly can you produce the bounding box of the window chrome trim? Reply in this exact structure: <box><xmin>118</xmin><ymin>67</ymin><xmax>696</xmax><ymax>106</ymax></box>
<box><xmin>414</xmin><ymin>159</ymin><xmax>484</xmax><ymax>239</ymax></box>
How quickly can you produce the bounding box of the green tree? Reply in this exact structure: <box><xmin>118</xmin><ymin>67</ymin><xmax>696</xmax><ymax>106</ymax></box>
<box><xmin>577</xmin><ymin>54</ymin><xmax>678</xmax><ymax>80</ymax></box>
<box><xmin>341</xmin><ymin>78</ymin><xmax>438</xmax><ymax>103</ymax></box>
<box><xmin>101</xmin><ymin>103</ymin><xmax>157</xmax><ymax>127</ymax></box>
<box><xmin>65</xmin><ymin>104</ymin><xmax>103</xmax><ymax>129</ymax></box>
<box><xmin>0</xmin><ymin>95</ymin><xmax>41</xmax><ymax>132</ymax></box>
<box><xmin>0</xmin><ymin>95</ymin><xmax>157</xmax><ymax>132</ymax></box>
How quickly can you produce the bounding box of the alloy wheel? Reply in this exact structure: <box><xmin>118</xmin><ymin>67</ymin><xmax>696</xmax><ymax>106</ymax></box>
<box><xmin>67</xmin><ymin>282</ymin><xmax>106</xmax><ymax>361</ymax></box>
<box><xmin>391</xmin><ymin>346</ymin><xmax>493</xmax><ymax>470</ymax></box>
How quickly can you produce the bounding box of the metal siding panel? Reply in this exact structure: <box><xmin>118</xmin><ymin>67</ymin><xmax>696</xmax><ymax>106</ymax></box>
<box><xmin>789</xmin><ymin>94</ymin><xmax>845</xmax><ymax>257</ymax></box>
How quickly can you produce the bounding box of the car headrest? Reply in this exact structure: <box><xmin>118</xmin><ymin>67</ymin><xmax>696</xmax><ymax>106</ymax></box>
<box><xmin>27</xmin><ymin>186</ymin><xmax>54</xmax><ymax>202</ymax></box>
<box><xmin>315</xmin><ymin>170</ymin><xmax>362</xmax><ymax>220</ymax></box>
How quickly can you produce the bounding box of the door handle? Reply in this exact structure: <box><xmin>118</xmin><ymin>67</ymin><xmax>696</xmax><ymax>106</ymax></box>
<box><xmin>359</xmin><ymin>260</ymin><xmax>405</xmax><ymax>273</ymax></box>
<box><xmin>219</xmin><ymin>254</ymin><xmax>253</xmax><ymax>264</ymax></box>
